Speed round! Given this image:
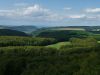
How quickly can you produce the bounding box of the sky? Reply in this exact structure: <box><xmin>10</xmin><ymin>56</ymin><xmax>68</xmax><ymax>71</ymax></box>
<box><xmin>0</xmin><ymin>0</ymin><xmax>100</xmax><ymax>26</ymax></box>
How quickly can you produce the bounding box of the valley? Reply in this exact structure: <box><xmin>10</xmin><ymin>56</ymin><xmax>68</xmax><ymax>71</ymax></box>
<box><xmin>1</xmin><ymin>0</ymin><xmax>100</xmax><ymax>75</ymax></box>
<box><xmin>0</xmin><ymin>25</ymin><xmax>100</xmax><ymax>75</ymax></box>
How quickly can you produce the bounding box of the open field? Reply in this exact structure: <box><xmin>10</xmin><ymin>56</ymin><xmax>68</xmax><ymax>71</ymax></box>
<box><xmin>47</xmin><ymin>41</ymin><xmax>100</xmax><ymax>49</ymax></box>
<box><xmin>46</xmin><ymin>41</ymin><xmax>71</xmax><ymax>49</ymax></box>
<box><xmin>51</xmin><ymin>28</ymin><xmax>85</xmax><ymax>31</ymax></box>
<box><xmin>98</xmin><ymin>41</ymin><xmax>100</xmax><ymax>43</ymax></box>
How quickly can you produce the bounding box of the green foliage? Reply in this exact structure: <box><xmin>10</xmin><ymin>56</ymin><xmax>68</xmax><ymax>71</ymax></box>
<box><xmin>47</xmin><ymin>42</ymin><xmax>71</xmax><ymax>49</ymax></box>
<box><xmin>70</xmin><ymin>37</ymin><xmax>98</xmax><ymax>48</ymax></box>
<box><xmin>0</xmin><ymin>30</ymin><xmax>99</xmax><ymax>75</ymax></box>
<box><xmin>0</xmin><ymin>46</ymin><xmax>99</xmax><ymax>75</ymax></box>
<box><xmin>91</xmin><ymin>34</ymin><xmax>100</xmax><ymax>40</ymax></box>
<box><xmin>0</xmin><ymin>29</ymin><xmax>28</xmax><ymax>36</ymax></box>
<box><xmin>0</xmin><ymin>36</ymin><xmax>57</xmax><ymax>47</ymax></box>
<box><xmin>37</xmin><ymin>30</ymin><xmax>90</xmax><ymax>41</ymax></box>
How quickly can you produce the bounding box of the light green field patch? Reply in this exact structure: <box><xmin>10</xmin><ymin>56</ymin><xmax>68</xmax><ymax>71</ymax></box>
<box><xmin>51</xmin><ymin>28</ymin><xmax>85</xmax><ymax>31</ymax></box>
<box><xmin>46</xmin><ymin>42</ymin><xmax>71</xmax><ymax>49</ymax></box>
<box><xmin>98</xmin><ymin>41</ymin><xmax>100</xmax><ymax>43</ymax></box>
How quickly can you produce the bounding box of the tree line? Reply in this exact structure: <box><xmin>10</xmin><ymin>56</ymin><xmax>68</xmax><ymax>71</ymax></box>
<box><xmin>0</xmin><ymin>36</ymin><xmax>99</xmax><ymax>75</ymax></box>
<box><xmin>0</xmin><ymin>36</ymin><xmax>57</xmax><ymax>47</ymax></box>
<box><xmin>0</xmin><ymin>45</ymin><xmax>100</xmax><ymax>75</ymax></box>
<box><xmin>37</xmin><ymin>30</ymin><xmax>90</xmax><ymax>41</ymax></box>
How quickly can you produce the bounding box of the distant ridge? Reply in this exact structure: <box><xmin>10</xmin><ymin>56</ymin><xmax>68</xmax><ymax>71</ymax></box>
<box><xmin>0</xmin><ymin>29</ymin><xmax>29</xmax><ymax>36</ymax></box>
<box><xmin>0</xmin><ymin>25</ymin><xmax>38</xmax><ymax>33</ymax></box>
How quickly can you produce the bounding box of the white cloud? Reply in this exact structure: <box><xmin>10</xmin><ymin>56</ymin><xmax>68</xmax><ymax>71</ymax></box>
<box><xmin>1</xmin><ymin>4</ymin><xmax>100</xmax><ymax>24</ymax></box>
<box><xmin>68</xmin><ymin>14</ymin><xmax>86</xmax><ymax>19</ymax></box>
<box><xmin>22</xmin><ymin>4</ymin><xmax>50</xmax><ymax>16</ymax></box>
<box><xmin>0</xmin><ymin>4</ymin><xmax>63</xmax><ymax>22</ymax></box>
<box><xmin>85</xmin><ymin>8</ymin><xmax>100</xmax><ymax>13</ymax></box>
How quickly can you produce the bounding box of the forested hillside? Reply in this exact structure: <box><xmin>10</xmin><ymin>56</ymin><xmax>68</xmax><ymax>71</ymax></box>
<box><xmin>0</xmin><ymin>37</ymin><xmax>99</xmax><ymax>75</ymax></box>
<box><xmin>36</xmin><ymin>30</ymin><xmax>90</xmax><ymax>41</ymax></box>
<box><xmin>0</xmin><ymin>25</ymin><xmax>38</xmax><ymax>33</ymax></box>
<box><xmin>0</xmin><ymin>26</ymin><xmax>100</xmax><ymax>75</ymax></box>
<box><xmin>9</xmin><ymin>25</ymin><xmax>38</xmax><ymax>33</ymax></box>
<box><xmin>0</xmin><ymin>29</ymin><xmax>28</xmax><ymax>36</ymax></box>
<box><xmin>0</xmin><ymin>36</ymin><xmax>57</xmax><ymax>47</ymax></box>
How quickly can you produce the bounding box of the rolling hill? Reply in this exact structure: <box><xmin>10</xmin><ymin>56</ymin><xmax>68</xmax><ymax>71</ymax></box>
<box><xmin>36</xmin><ymin>30</ymin><xmax>90</xmax><ymax>41</ymax></box>
<box><xmin>0</xmin><ymin>29</ymin><xmax>29</xmax><ymax>36</ymax></box>
<box><xmin>8</xmin><ymin>25</ymin><xmax>38</xmax><ymax>33</ymax></box>
<box><xmin>0</xmin><ymin>25</ymin><xmax>38</xmax><ymax>33</ymax></box>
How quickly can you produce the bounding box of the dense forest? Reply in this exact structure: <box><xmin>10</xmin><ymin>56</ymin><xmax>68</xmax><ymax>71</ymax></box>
<box><xmin>0</xmin><ymin>26</ymin><xmax>100</xmax><ymax>75</ymax></box>
<box><xmin>36</xmin><ymin>30</ymin><xmax>91</xmax><ymax>41</ymax></box>
<box><xmin>0</xmin><ymin>29</ymin><xmax>28</xmax><ymax>36</ymax></box>
<box><xmin>0</xmin><ymin>46</ymin><xmax>100</xmax><ymax>75</ymax></box>
<box><xmin>0</xmin><ymin>36</ymin><xmax>57</xmax><ymax>47</ymax></box>
<box><xmin>0</xmin><ymin>36</ymin><xmax>99</xmax><ymax>75</ymax></box>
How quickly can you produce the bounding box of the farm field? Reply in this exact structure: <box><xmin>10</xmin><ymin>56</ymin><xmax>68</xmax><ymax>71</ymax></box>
<box><xmin>47</xmin><ymin>40</ymin><xmax>100</xmax><ymax>49</ymax></box>
<box><xmin>98</xmin><ymin>41</ymin><xmax>100</xmax><ymax>43</ymax></box>
<box><xmin>51</xmin><ymin>28</ymin><xmax>85</xmax><ymax>31</ymax></box>
<box><xmin>46</xmin><ymin>41</ymin><xmax>71</xmax><ymax>49</ymax></box>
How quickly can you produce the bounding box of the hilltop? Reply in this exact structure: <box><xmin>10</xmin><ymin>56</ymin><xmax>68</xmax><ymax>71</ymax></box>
<box><xmin>0</xmin><ymin>29</ymin><xmax>29</xmax><ymax>36</ymax></box>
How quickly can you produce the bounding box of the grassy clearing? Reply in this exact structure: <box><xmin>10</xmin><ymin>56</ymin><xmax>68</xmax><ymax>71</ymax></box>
<box><xmin>51</xmin><ymin>28</ymin><xmax>85</xmax><ymax>31</ymax></box>
<box><xmin>98</xmin><ymin>41</ymin><xmax>100</xmax><ymax>43</ymax></box>
<box><xmin>47</xmin><ymin>40</ymin><xmax>100</xmax><ymax>49</ymax></box>
<box><xmin>46</xmin><ymin>42</ymin><xmax>71</xmax><ymax>49</ymax></box>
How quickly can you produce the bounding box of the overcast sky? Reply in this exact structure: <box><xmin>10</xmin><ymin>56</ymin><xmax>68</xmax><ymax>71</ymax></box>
<box><xmin>0</xmin><ymin>0</ymin><xmax>100</xmax><ymax>26</ymax></box>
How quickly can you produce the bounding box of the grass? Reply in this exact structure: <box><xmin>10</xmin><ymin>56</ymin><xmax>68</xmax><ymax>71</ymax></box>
<box><xmin>51</xmin><ymin>28</ymin><xmax>85</xmax><ymax>31</ymax></box>
<box><xmin>98</xmin><ymin>41</ymin><xmax>100</xmax><ymax>43</ymax></box>
<box><xmin>46</xmin><ymin>42</ymin><xmax>71</xmax><ymax>49</ymax></box>
<box><xmin>47</xmin><ymin>40</ymin><xmax>100</xmax><ymax>49</ymax></box>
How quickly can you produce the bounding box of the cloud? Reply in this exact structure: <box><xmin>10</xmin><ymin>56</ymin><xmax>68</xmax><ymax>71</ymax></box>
<box><xmin>67</xmin><ymin>14</ymin><xmax>86</xmax><ymax>19</ymax></box>
<box><xmin>85</xmin><ymin>8</ymin><xmax>100</xmax><ymax>13</ymax></box>
<box><xmin>22</xmin><ymin>4</ymin><xmax>50</xmax><ymax>16</ymax></box>
<box><xmin>0</xmin><ymin>4</ymin><xmax>63</xmax><ymax>22</ymax></box>
<box><xmin>1</xmin><ymin>4</ymin><xmax>100</xmax><ymax>26</ymax></box>
<box><xmin>7</xmin><ymin>4</ymin><xmax>50</xmax><ymax>17</ymax></box>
